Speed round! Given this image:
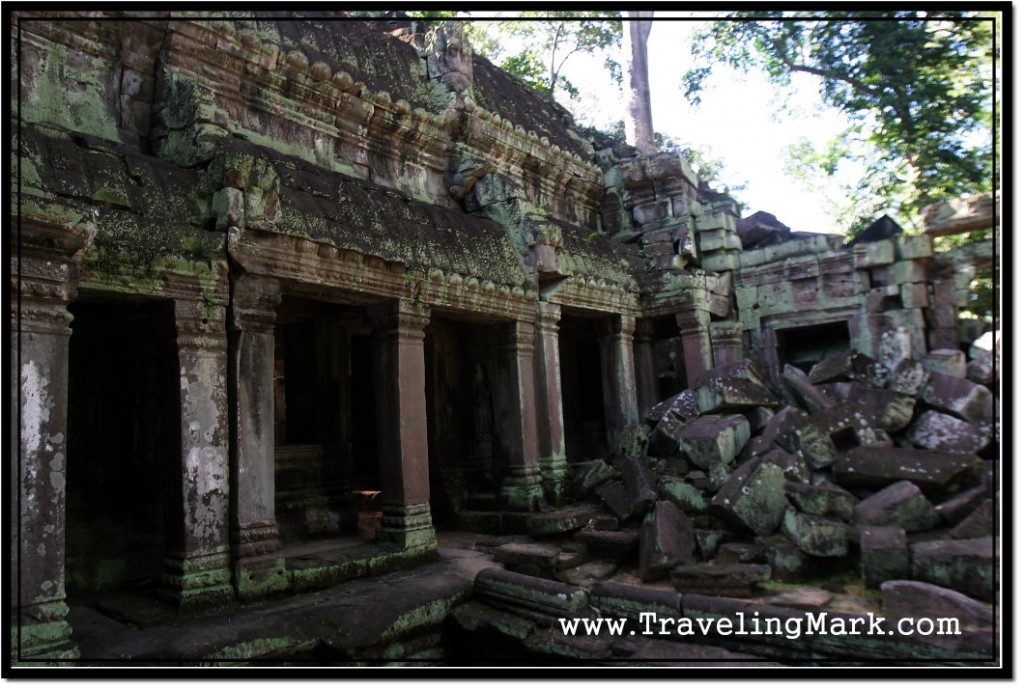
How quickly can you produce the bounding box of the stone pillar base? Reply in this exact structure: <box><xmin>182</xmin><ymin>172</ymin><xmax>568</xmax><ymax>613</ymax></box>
<box><xmin>11</xmin><ymin>602</ymin><xmax>78</xmax><ymax>664</ymax></box>
<box><xmin>501</xmin><ymin>466</ymin><xmax>545</xmax><ymax>512</ymax></box>
<box><xmin>160</xmin><ymin>548</ymin><xmax>234</xmax><ymax>610</ymax></box>
<box><xmin>538</xmin><ymin>455</ymin><xmax>570</xmax><ymax>506</ymax></box>
<box><xmin>232</xmin><ymin>523</ymin><xmax>288</xmax><ymax>600</ymax></box>
<box><xmin>379</xmin><ymin>501</ymin><xmax>437</xmax><ymax>552</ymax></box>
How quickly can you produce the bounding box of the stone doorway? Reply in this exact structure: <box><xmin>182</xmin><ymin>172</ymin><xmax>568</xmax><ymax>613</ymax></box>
<box><xmin>65</xmin><ymin>300</ymin><xmax>178</xmax><ymax>601</ymax></box>
<box><xmin>558</xmin><ymin>315</ymin><xmax>608</xmax><ymax>461</ymax></box>
<box><xmin>776</xmin><ymin>320</ymin><xmax>852</xmax><ymax>374</ymax></box>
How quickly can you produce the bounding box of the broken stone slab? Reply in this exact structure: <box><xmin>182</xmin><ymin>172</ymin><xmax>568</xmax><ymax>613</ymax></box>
<box><xmin>524</xmin><ymin>505</ymin><xmax>597</xmax><ymax>537</ymax></box>
<box><xmin>782</xmin><ymin>364</ymin><xmax>837</xmax><ymax>414</ymax></box>
<box><xmin>762</xmin><ymin>588</ymin><xmax>832</xmax><ymax>610</ymax></box>
<box><xmin>577</xmin><ymin>528</ymin><xmax>639</xmax><ymax>560</ymax></box>
<box><xmin>889</xmin><ymin>358</ymin><xmax>929</xmax><ymax>397</ymax></box>
<box><xmin>474</xmin><ymin>568</ymin><xmax>589</xmax><ymax>619</ymax></box>
<box><xmin>910</xmin><ymin>538</ymin><xmax>996</xmax><ymax>601</ymax></box>
<box><xmin>757</xmin><ymin>448</ymin><xmax>811</xmax><ymax>483</ymax></box>
<box><xmin>832</xmin><ymin>447</ymin><xmax>983</xmax><ymax>494</ymax></box>
<box><xmin>715</xmin><ymin>542</ymin><xmax>763</xmax><ymax>564</ymax></box>
<box><xmin>450</xmin><ymin>601</ymin><xmax>538</xmax><ymax>642</ymax></box>
<box><xmin>744</xmin><ymin>407</ymin><xmax>775</xmax><ymax>434</ymax></box>
<box><xmin>920</xmin><ymin>371</ymin><xmax>995</xmax><ymax>424</ymax></box>
<box><xmin>808</xmin><ymin>348</ymin><xmax>890</xmax><ymax>389</ymax></box>
<box><xmin>860</xmin><ymin>526</ymin><xmax>910</xmax><ymax>587</ymax></box>
<box><xmin>707</xmin><ymin>461</ymin><xmax>732</xmax><ymax>493</ymax></box>
<box><xmin>689</xmin><ymin>358</ymin><xmax>768</xmax><ymax>390</ymax></box>
<box><xmin>695</xmin><ymin>377</ymin><xmax>779</xmax><ymax>415</ymax></box>
<box><xmin>653</xmin><ymin>456</ymin><xmax>692</xmax><ymax>477</ymax></box>
<box><xmin>657</xmin><ymin>474</ymin><xmax>708</xmax><ymax>515</ymax></box>
<box><xmin>934</xmin><ymin>485</ymin><xmax>988</xmax><ymax>526</ymax></box>
<box><xmin>880</xmin><ymin>580</ymin><xmax>994</xmax><ymax>628</ymax></box>
<box><xmin>589</xmin><ymin>581</ymin><xmax>682</xmax><ymax>620</ymax></box>
<box><xmin>554</xmin><ymin>560</ymin><xmax>619</xmax><ymax>588</ymax></box>
<box><xmin>905</xmin><ymin>410</ymin><xmax>991</xmax><ymax>455</ymax></box>
<box><xmin>795</xmin><ymin>402</ymin><xmax>876</xmax><ymax>469</ymax></box>
<box><xmin>785</xmin><ymin>480</ymin><xmax>856</xmax><ymax>521</ymax></box>
<box><xmin>645</xmin><ymin>388</ymin><xmax>701</xmax><ymax>427</ymax></box>
<box><xmin>853</xmin><ymin>481</ymin><xmax>940</xmax><ymax>533</ymax></box>
<box><xmin>620</xmin><ymin>456</ymin><xmax>658</xmax><ymax>517</ymax></box>
<box><xmin>755</xmin><ymin>534</ymin><xmax>806</xmax><ymax>581</ymax></box>
<box><xmin>825</xmin><ymin>383</ymin><xmax>917</xmax><ymax>432</ymax></box>
<box><xmin>595</xmin><ymin>481</ymin><xmax>633</xmax><ymax>522</ymax></box>
<box><xmin>745</xmin><ymin>406</ymin><xmax>808</xmax><ymax>457</ymax></box>
<box><xmin>710</xmin><ymin>457</ymin><xmax>787</xmax><ymax>536</ymax></box>
<box><xmin>966</xmin><ymin>350</ymin><xmax>994</xmax><ymax>387</ymax></box>
<box><xmin>676</xmin><ymin>414</ymin><xmax>751</xmax><ymax>469</ymax></box>
<box><xmin>648</xmin><ymin>415</ymin><xmax>688</xmax><ymax>456</ymax></box>
<box><xmin>948</xmin><ymin>498</ymin><xmax>994</xmax><ymax>539</ymax></box>
<box><xmin>920</xmin><ymin>349</ymin><xmax>968</xmax><ymax>378</ymax></box>
<box><xmin>493</xmin><ymin>542</ymin><xmax>562</xmax><ymax>571</ymax></box>
<box><xmin>611</xmin><ymin>424</ymin><xmax>651</xmax><ymax>458</ymax></box>
<box><xmin>638</xmin><ymin>501</ymin><xmax>697</xmax><ymax>581</ymax></box>
<box><xmin>780</xmin><ymin>507</ymin><xmax>848</xmax><ymax>557</ymax></box>
<box><xmin>568</xmin><ymin>459</ymin><xmax>618</xmax><ymax>498</ymax></box>
<box><xmin>671</xmin><ymin>563</ymin><xmax>770</xmax><ymax>597</ymax></box>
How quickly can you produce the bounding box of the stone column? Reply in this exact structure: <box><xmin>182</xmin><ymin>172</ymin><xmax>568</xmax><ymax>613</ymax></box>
<box><xmin>598</xmin><ymin>315</ymin><xmax>640</xmax><ymax>446</ymax></box>
<box><xmin>367</xmin><ymin>300</ymin><xmax>436</xmax><ymax>553</ymax></box>
<box><xmin>163</xmin><ymin>298</ymin><xmax>233</xmax><ymax>609</ymax></box>
<box><xmin>633</xmin><ymin>318</ymin><xmax>659</xmax><ymax>416</ymax></box>
<box><xmin>11</xmin><ymin>224</ymin><xmax>89</xmax><ymax>662</ymax></box>
<box><xmin>709</xmin><ymin>320</ymin><xmax>744</xmax><ymax>368</ymax></box>
<box><xmin>228</xmin><ymin>274</ymin><xmax>287</xmax><ymax>599</ymax></box>
<box><xmin>495</xmin><ymin>320</ymin><xmax>544</xmax><ymax>511</ymax></box>
<box><xmin>676</xmin><ymin>310</ymin><xmax>713</xmax><ymax>388</ymax></box>
<box><xmin>534</xmin><ymin>302</ymin><xmax>567</xmax><ymax>505</ymax></box>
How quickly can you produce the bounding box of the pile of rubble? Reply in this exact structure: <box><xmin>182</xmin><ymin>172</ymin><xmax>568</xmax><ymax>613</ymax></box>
<box><xmin>449</xmin><ymin>335</ymin><xmax>999</xmax><ymax>662</ymax></box>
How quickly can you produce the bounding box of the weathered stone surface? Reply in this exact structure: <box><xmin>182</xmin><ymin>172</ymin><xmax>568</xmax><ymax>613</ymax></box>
<box><xmin>782</xmin><ymin>365</ymin><xmax>837</xmax><ymax>413</ymax></box>
<box><xmin>966</xmin><ymin>350</ymin><xmax>994</xmax><ymax>386</ymax></box>
<box><xmin>595</xmin><ymin>481</ymin><xmax>632</xmax><ymax>522</ymax></box>
<box><xmin>948</xmin><ymin>498</ymin><xmax>994</xmax><ymax>539</ymax></box>
<box><xmin>493</xmin><ymin>542</ymin><xmax>561</xmax><ymax>570</ymax></box>
<box><xmin>711</xmin><ymin>457</ymin><xmax>787</xmax><ymax>536</ymax></box>
<box><xmin>648</xmin><ymin>414</ymin><xmax>688</xmax><ymax>456</ymax></box>
<box><xmin>920</xmin><ymin>371</ymin><xmax>995</xmax><ymax>424</ymax></box>
<box><xmin>568</xmin><ymin>459</ymin><xmax>618</xmax><ymax>498</ymax></box>
<box><xmin>808</xmin><ymin>348</ymin><xmax>889</xmax><ymax>388</ymax></box>
<box><xmin>880</xmin><ymin>580</ymin><xmax>994</xmax><ymax>628</ymax></box>
<box><xmin>671</xmin><ymin>563</ymin><xmax>770</xmax><ymax>597</ymax></box>
<box><xmin>451</xmin><ymin>601</ymin><xmax>538</xmax><ymax>642</ymax></box>
<box><xmin>785</xmin><ymin>481</ymin><xmax>856</xmax><ymax>521</ymax></box>
<box><xmin>780</xmin><ymin>507</ymin><xmax>848</xmax><ymax>557</ymax></box>
<box><xmin>645</xmin><ymin>388</ymin><xmax>701</xmax><ymax>427</ymax></box>
<box><xmin>554</xmin><ymin>560</ymin><xmax>618</xmax><ymax>588</ymax></box>
<box><xmin>744</xmin><ymin>406</ymin><xmax>775</xmax><ymax>433</ymax></box>
<box><xmin>934</xmin><ymin>485</ymin><xmax>988</xmax><ymax>525</ymax></box>
<box><xmin>920</xmin><ymin>349</ymin><xmax>967</xmax><ymax>378</ymax></box>
<box><xmin>910</xmin><ymin>538</ymin><xmax>995</xmax><ymax>601</ymax></box>
<box><xmin>657</xmin><ymin>475</ymin><xmax>708</xmax><ymax>515</ymax></box>
<box><xmin>675</xmin><ymin>415</ymin><xmax>751</xmax><ymax>469</ymax></box>
<box><xmin>853</xmin><ymin>481</ymin><xmax>940</xmax><ymax>532</ymax></box>
<box><xmin>755</xmin><ymin>534</ymin><xmax>806</xmax><ymax>580</ymax></box>
<box><xmin>757</xmin><ymin>448</ymin><xmax>811</xmax><ymax>483</ymax></box>
<box><xmin>715</xmin><ymin>542</ymin><xmax>762</xmax><ymax>564</ymax></box>
<box><xmin>889</xmin><ymin>358</ymin><xmax>929</xmax><ymax>397</ymax></box>
<box><xmin>638</xmin><ymin>501</ymin><xmax>697</xmax><ymax>581</ymax></box>
<box><xmin>763</xmin><ymin>588</ymin><xmax>832</xmax><ymax>610</ymax></box>
<box><xmin>859</xmin><ymin>526</ymin><xmax>909</xmax><ymax>587</ymax></box>
<box><xmin>905</xmin><ymin>410</ymin><xmax>990</xmax><ymax>455</ymax></box>
<box><xmin>577</xmin><ymin>529</ymin><xmax>639</xmax><ymax>560</ymax></box>
<box><xmin>745</xmin><ymin>406</ymin><xmax>807</xmax><ymax>456</ymax></box>
<box><xmin>525</xmin><ymin>506</ymin><xmax>597</xmax><ymax>536</ymax></box>
<box><xmin>690</xmin><ymin>358</ymin><xmax>767</xmax><ymax>390</ymax></box>
<box><xmin>475</xmin><ymin>568</ymin><xmax>589</xmax><ymax>617</ymax></box>
<box><xmin>829</xmin><ymin>384</ymin><xmax>916</xmax><ymax>432</ymax></box>
<box><xmin>620</xmin><ymin>457</ymin><xmax>658</xmax><ymax>517</ymax></box>
<box><xmin>589</xmin><ymin>581</ymin><xmax>682</xmax><ymax>619</ymax></box>
<box><xmin>611</xmin><ymin>424</ymin><xmax>650</xmax><ymax>458</ymax></box>
<box><xmin>695</xmin><ymin>377</ymin><xmax>779</xmax><ymax>414</ymax></box>
<box><xmin>795</xmin><ymin>403</ymin><xmax>875</xmax><ymax>469</ymax></box>
<box><xmin>832</xmin><ymin>447</ymin><xmax>982</xmax><ymax>494</ymax></box>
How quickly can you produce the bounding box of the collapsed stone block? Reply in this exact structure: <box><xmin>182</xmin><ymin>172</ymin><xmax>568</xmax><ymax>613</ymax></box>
<box><xmin>755</xmin><ymin>534</ymin><xmax>806</xmax><ymax>580</ymax></box>
<box><xmin>744</xmin><ymin>407</ymin><xmax>775</xmax><ymax>433</ymax></box>
<box><xmin>675</xmin><ymin>415</ymin><xmax>750</xmax><ymax>469</ymax></box>
<box><xmin>645</xmin><ymin>388</ymin><xmax>700</xmax><ymax>427</ymax></box>
<box><xmin>785</xmin><ymin>480</ymin><xmax>856</xmax><ymax>521</ymax></box>
<box><xmin>935</xmin><ymin>485</ymin><xmax>988</xmax><ymax>526</ymax></box>
<box><xmin>832</xmin><ymin>447</ymin><xmax>982</xmax><ymax>494</ymax></box>
<box><xmin>568</xmin><ymin>459</ymin><xmax>618</xmax><ymax>498</ymax></box>
<box><xmin>611</xmin><ymin>425</ymin><xmax>651</xmax><ymax>458</ymax></box>
<box><xmin>695</xmin><ymin>377</ymin><xmax>778</xmax><ymax>415</ymax></box>
<box><xmin>595</xmin><ymin>481</ymin><xmax>632</xmax><ymax>521</ymax></box>
<box><xmin>782</xmin><ymin>365</ymin><xmax>837</xmax><ymax>413</ymax></box>
<box><xmin>577</xmin><ymin>528</ymin><xmax>639</xmax><ymax>560</ymax></box>
<box><xmin>920</xmin><ymin>372</ymin><xmax>995</xmax><ymax>424</ymax></box>
<box><xmin>493</xmin><ymin>542</ymin><xmax>562</xmax><ymax>571</ymax></box>
<box><xmin>910</xmin><ymin>538</ymin><xmax>995</xmax><ymax>601</ymax></box>
<box><xmin>948</xmin><ymin>498</ymin><xmax>994</xmax><ymax>539</ymax></box>
<box><xmin>795</xmin><ymin>403</ymin><xmax>875</xmax><ymax>469</ymax></box>
<box><xmin>966</xmin><ymin>350</ymin><xmax>994</xmax><ymax>386</ymax></box>
<box><xmin>889</xmin><ymin>359</ymin><xmax>929</xmax><ymax>397</ymax></box>
<box><xmin>475</xmin><ymin>568</ymin><xmax>589</xmax><ymax>619</ymax></box>
<box><xmin>710</xmin><ymin>457</ymin><xmax>787</xmax><ymax>536</ymax></box>
<box><xmin>671</xmin><ymin>563</ymin><xmax>770</xmax><ymax>597</ymax></box>
<box><xmin>859</xmin><ymin>526</ymin><xmax>909</xmax><ymax>587</ymax></box>
<box><xmin>920</xmin><ymin>349</ymin><xmax>968</xmax><ymax>378</ymax></box>
<box><xmin>758</xmin><ymin>448</ymin><xmax>811</xmax><ymax>483</ymax></box>
<box><xmin>852</xmin><ymin>481</ymin><xmax>940</xmax><ymax>532</ymax></box>
<box><xmin>589</xmin><ymin>581</ymin><xmax>682</xmax><ymax>620</ymax></box>
<box><xmin>780</xmin><ymin>507</ymin><xmax>848</xmax><ymax>557</ymax></box>
<box><xmin>880</xmin><ymin>580</ymin><xmax>993</xmax><ymax>629</ymax></box>
<box><xmin>657</xmin><ymin>474</ymin><xmax>708</xmax><ymax>515</ymax></box>
<box><xmin>745</xmin><ymin>406</ymin><xmax>807</xmax><ymax>457</ymax></box>
<box><xmin>905</xmin><ymin>410</ymin><xmax>990</xmax><ymax>455</ymax></box>
<box><xmin>690</xmin><ymin>358</ymin><xmax>767</xmax><ymax>390</ymax></box>
<box><xmin>620</xmin><ymin>457</ymin><xmax>658</xmax><ymax>517</ymax></box>
<box><xmin>638</xmin><ymin>501</ymin><xmax>697</xmax><ymax>581</ymax></box>
<box><xmin>808</xmin><ymin>348</ymin><xmax>890</xmax><ymax>388</ymax></box>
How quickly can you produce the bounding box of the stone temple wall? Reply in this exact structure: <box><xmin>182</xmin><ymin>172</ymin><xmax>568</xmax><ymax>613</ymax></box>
<box><xmin>11</xmin><ymin>13</ymin><xmax>997</xmax><ymax>662</ymax></box>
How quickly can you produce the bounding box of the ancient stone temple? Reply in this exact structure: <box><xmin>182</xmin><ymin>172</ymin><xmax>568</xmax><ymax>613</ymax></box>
<box><xmin>11</xmin><ymin>13</ymin><xmax>999</xmax><ymax>665</ymax></box>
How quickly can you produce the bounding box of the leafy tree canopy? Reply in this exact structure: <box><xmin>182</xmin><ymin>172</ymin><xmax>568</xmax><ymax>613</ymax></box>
<box><xmin>684</xmin><ymin>11</ymin><xmax>997</xmax><ymax>235</ymax></box>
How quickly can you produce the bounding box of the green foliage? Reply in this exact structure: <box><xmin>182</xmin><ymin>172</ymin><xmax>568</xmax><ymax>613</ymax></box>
<box><xmin>685</xmin><ymin>12</ymin><xmax>997</xmax><ymax>236</ymax></box>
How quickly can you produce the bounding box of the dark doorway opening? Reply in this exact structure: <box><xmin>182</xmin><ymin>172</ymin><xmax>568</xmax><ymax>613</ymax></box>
<box><xmin>776</xmin><ymin>321</ymin><xmax>851</xmax><ymax>374</ymax></box>
<box><xmin>559</xmin><ymin>315</ymin><xmax>607</xmax><ymax>461</ymax></box>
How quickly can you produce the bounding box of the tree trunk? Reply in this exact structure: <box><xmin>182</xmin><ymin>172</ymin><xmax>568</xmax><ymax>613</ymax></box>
<box><xmin>623</xmin><ymin>12</ymin><xmax>655</xmax><ymax>155</ymax></box>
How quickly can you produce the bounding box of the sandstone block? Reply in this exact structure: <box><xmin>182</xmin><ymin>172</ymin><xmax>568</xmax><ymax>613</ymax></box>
<box><xmin>860</xmin><ymin>526</ymin><xmax>910</xmax><ymax>587</ymax></box>
<box><xmin>785</xmin><ymin>480</ymin><xmax>856</xmax><ymax>521</ymax></box>
<box><xmin>780</xmin><ymin>507</ymin><xmax>848</xmax><ymax>557</ymax></box>
<box><xmin>832</xmin><ymin>447</ymin><xmax>982</xmax><ymax>494</ymax></box>
<box><xmin>671</xmin><ymin>563</ymin><xmax>770</xmax><ymax>597</ymax></box>
<box><xmin>920</xmin><ymin>349</ymin><xmax>967</xmax><ymax>378</ymax></box>
<box><xmin>676</xmin><ymin>415</ymin><xmax>750</xmax><ymax>469</ymax></box>
<box><xmin>910</xmin><ymin>538</ymin><xmax>995</xmax><ymax>601</ymax></box>
<box><xmin>808</xmin><ymin>348</ymin><xmax>890</xmax><ymax>388</ymax></box>
<box><xmin>921</xmin><ymin>371</ymin><xmax>995</xmax><ymax>424</ymax></box>
<box><xmin>755</xmin><ymin>534</ymin><xmax>807</xmax><ymax>580</ymax></box>
<box><xmin>881</xmin><ymin>580</ymin><xmax>993</xmax><ymax>628</ymax></box>
<box><xmin>657</xmin><ymin>475</ymin><xmax>708</xmax><ymax>515</ymax></box>
<box><xmin>853</xmin><ymin>481</ymin><xmax>940</xmax><ymax>532</ymax></box>
<box><xmin>695</xmin><ymin>377</ymin><xmax>778</xmax><ymax>414</ymax></box>
<box><xmin>711</xmin><ymin>457</ymin><xmax>787</xmax><ymax>536</ymax></box>
<box><xmin>620</xmin><ymin>456</ymin><xmax>658</xmax><ymax>517</ymax></box>
<box><xmin>795</xmin><ymin>403</ymin><xmax>875</xmax><ymax>469</ymax></box>
<box><xmin>639</xmin><ymin>501</ymin><xmax>697</xmax><ymax>581</ymax></box>
<box><xmin>948</xmin><ymin>498</ymin><xmax>994</xmax><ymax>539</ymax></box>
<box><xmin>905</xmin><ymin>410</ymin><xmax>990</xmax><ymax>455</ymax></box>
